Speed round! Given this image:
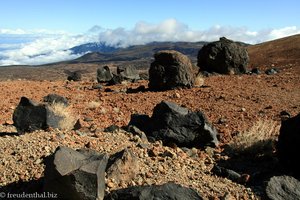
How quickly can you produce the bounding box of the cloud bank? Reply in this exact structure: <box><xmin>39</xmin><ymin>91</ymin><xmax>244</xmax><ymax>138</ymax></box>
<box><xmin>1</xmin><ymin>19</ymin><xmax>299</xmax><ymax>66</ymax></box>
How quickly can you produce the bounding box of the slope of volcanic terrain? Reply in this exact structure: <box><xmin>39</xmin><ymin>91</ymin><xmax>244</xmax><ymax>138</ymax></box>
<box><xmin>0</xmin><ymin>35</ymin><xmax>299</xmax><ymax>199</ymax></box>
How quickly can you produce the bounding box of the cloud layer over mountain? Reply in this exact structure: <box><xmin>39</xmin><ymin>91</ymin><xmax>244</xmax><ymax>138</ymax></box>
<box><xmin>0</xmin><ymin>19</ymin><xmax>299</xmax><ymax>66</ymax></box>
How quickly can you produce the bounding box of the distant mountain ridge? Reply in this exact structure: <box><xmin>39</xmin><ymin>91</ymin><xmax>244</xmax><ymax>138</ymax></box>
<box><xmin>69</xmin><ymin>41</ymin><xmax>208</xmax><ymax>64</ymax></box>
<box><xmin>70</xmin><ymin>42</ymin><xmax>119</xmax><ymax>54</ymax></box>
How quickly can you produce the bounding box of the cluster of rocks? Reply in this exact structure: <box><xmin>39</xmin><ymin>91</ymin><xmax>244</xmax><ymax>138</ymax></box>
<box><xmin>43</xmin><ymin>146</ymin><xmax>202</xmax><ymax>200</ymax></box>
<box><xmin>97</xmin><ymin>65</ymin><xmax>140</xmax><ymax>85</ymax></box>
<box><xmin>66</xmin><ymin>37</ymin><xmax>250</xmax><ymax>91</ymax></box>
<box><xmin>64</xmin><ymin>37</ymin><xmax>281</xmax><ymax>91</ymax></box>
<box><xmin>13</xmin><ymin>95</ymin><xmax>219</xmax><ymax>149</ymax></box>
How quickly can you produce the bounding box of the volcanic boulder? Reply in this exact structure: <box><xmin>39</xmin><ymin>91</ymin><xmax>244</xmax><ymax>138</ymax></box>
<box><xmin>117</xmin><ymin>65</ymin><xmax>140</xmax><ymax>81</ymax></box>
<box><xmin>13</xmin><ymin>97</ymin><xmax>48</xmax><ymax>133</ymax></box>
<box><xmin>97</xmin><ymin>66</ymin><xmax>113</xmax><ymax>83</ymax></box>
<box><xmin>44</xmin><ymin>146</ymin><xmax>108</xmax><ymax>200</ymax></box>
<box><xmin>67</xmin><ymin>71</ymin><xmax>82</xmax><ymax>81</ymax></box>
<box><xmin>108</xmin><ymin>65</ymin><xmax>140</xmax><ymax>85</ymax></box>
<box><xmin>277</xmin><ymin>113</ymin><xmax>300</xmax><ymax>176</ymax></box>
<box><xmin>197</xmin><ymin>37</ymin><xmax>249</xmax><ymax>74</ymax></box>
<box><xmin>148</xmin><ymin>50</ymin><xmax>195</xmax><ymax>91</ymax></box>
<box><xmin>105</xmin><ymin>182</ymin><xmax>203</xmax><ymax>200</ymax></box>
<box><xmin>266</xmin><ymin>176</ymin><xmax>300</xmax><ymax>200</ymax></box>
<box><xmin>13</xmin><ymin>96</ymin><xmax>75</xmax><ymax>133</ymax></box>
<box><xmin>106</xmin><ymin>148</ymin><xmax>139</xmax><ymax>186</ymax></box>
<box><xmin>43</xmin><ymin>94</ymin><xmax>69</xmax><ymax>106</ymax></box>
<box><xmin>128</xmin><ymin>101</ymin><xmax>219</xmax><ymax>148</ymax></box>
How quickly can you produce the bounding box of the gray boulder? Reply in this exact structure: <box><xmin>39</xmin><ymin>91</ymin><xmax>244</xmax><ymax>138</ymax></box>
<box><xmin>97</xmin><ymin>66</ymin><xmax>113</xmax><ymax>83</ymax></box>
<box><xmin>277</xmin><ymin>113</ymin><xmax>300</xmax><ymax>176</ymax></box>
<box><xmin>44</xmin><ymin>146</ymin><xmax>108</xmax><ymax>200</ymax></box>
<box><xmin>117</xmin><ymin>65</ymin><xmax>140</xmax><ymax>81</ymax></box>
<box><xmin>108</xmin><ymin>66</ymin><xmax>140</xmax><ymax>85</ymax></box>
<box><xmin>67</xmin><ymin>71</ymin><xmax>82</xmax><ymax>81</ymax></box>
<box><xmin>106</xmin><ymin>148</ymin><xmax>139</xmax><ymax>186</ymax></box>
<box><xmin>105</xmin><ymin>182</ymin><xmax>203</xmax><ymax>200</ymax></box>
<box><xmin>266</xmin><ymin>176</ymin><xmax>300</xmax><ymax>200</ymax></box>
<box><xmin>197</xmin><ymin>37</ymin><xmax>249</xmax><ymax>74</ymax></box>
<box><xmin>13</xmin><ymin>97</ymin><xmax>48</xmax><ymax>133</ymax></box>
<box><xmin>149</xmin><ymin>50</ymin><xmax>195</xmax><ymax>91</ymax></box>
<box><xmin>43</xmin><ymin>94</ymin><xmax>68</xmax><ymax>106</ymax></box>
<box><xmin>128</xmin><ymin>101</ymin><xmax>219</xmax><ymax>148</ymax></box>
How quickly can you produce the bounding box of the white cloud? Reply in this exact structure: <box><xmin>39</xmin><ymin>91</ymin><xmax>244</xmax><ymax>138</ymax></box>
<box><xmin>0</xmin><ymin>19</ymin><xmax>300</xmax><ymax>66</ymax></box>
<box><xmin>0</xmin><ymin>31</ymin><xmax>98</xmax><ymax>66</ymax></box>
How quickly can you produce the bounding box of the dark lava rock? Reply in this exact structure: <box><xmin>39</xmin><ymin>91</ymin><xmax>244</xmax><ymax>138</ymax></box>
<box><xmin>197</xmin><ymin>37</ymin><xmax>249</xmax><ymax>74</ymax></box>
<box><xmin>97</xmin><ymin>66</ymin><xmax>113</xmax><ymax>83</ymax></box>
<box><xmin>251</xmin><ymin>68</ymin><xmax>261</xmax><ymax>74</ymax></box>
<box><xmin>106</xmin><ymin>148</ymin><xmax>139</xmax><ymax>185</ymax></box>
<box><xmin>211</xmin><ymin>165</ymin><xmax>241</xmax><ymax>182</ymax></box>
<box><xmin>44</xmin><ymin>146</ymin><xmax>108</xmax><ymax>200</ymax></box>
<box><xmin>13</xmin><ymin>96</ymin><xmax>76</xmax><ymax>133</ymax></box>
<box><xmin>277</xmin><ymin>113</ymin><xmax>300</xmax><ymax>176</ymax></box>
<box><xmin>67</xmin><ymin>71</ymin><xmax>82</xmax><ymax>81</ymax></box>
<box><xmin>266</xmin><ymin>175</ymin><xmax>300</xmax><ymax>200</ymax></box>
<box><xmin>148</xmin><ymin>50</ymin><xmax>195</xmax><ymax>91</ymax></box>
<box><xmin>13</xmin><ymin>97</ymin><xmax>48</xmax><ymax>133</ymax></box>
<box><xmin>105</xmin><ymin>182</ymin><xmax>203</xmax><ymax>200</ymax></box>
<box><xmin>108</xmin><ymin>66</ymin><xmax>140</xmax><ymax>85</ymax></box>
<box><xmin>265</xmin><ymin>68</ymin><xmax>279</xmax><ymax>75</ymax></box>
<box><xmin>117</xmin><ymin>65</ymin><xmax>140</xmax><ymax>81</ymax></box>
<box><xmin>43</xmin><ymin>94</ymin><xmax>68</xmax><ymax>106</ymax></box>
<box><xmin>128</xmin><ymin>101</ymin><xmax>219</xmax><ymax>148</ymax></box>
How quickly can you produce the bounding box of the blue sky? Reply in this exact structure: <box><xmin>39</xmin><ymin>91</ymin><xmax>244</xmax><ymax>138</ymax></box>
<box><xmin>0</xmin><ymin>0</ymin><xmax>299</xmax><ymax>66</ymax></box>
<box><xmin>1</xmin><ymin>0</ymin><xmax>299</xmax><ymax>32</ymax></box>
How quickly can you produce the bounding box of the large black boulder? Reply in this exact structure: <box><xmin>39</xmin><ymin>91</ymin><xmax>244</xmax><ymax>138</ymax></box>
<box><xmin>13</xmin><ymin>97</ymin><xmax>48</xmax><ymax>133</ymax></box>
<box><xmin>148</xmin><ymin>50</ymin><xmax>195</xmax><ymax>91</ymax></box>
<box><xmin>105</xmin><ymin>182</ymin><xmax>203</xmax><ymax>200</ymax></box>
<box><xmin>197</xmin><ymin>37</ymin><xmax>249</xmax><ymax>74</ymax></box>
<box><xmin>13</xmin><ymin>96</ymin><xmax>76</xmax><ymax>133</ymax></box>
<box><xmin>128</xmin><ymin>101</ymin><xmax>219</xmax><ymax>148</ymax></box>
<box><xmin>97</xmin><ymin>66</ymin><xmax>113</xmax><ymax>83</ymax></box>
<box><xmin>277</xmin><ymin>113</ymin><xmax>300</xmax><ymax>176</ymax></box>
<box><xmin>266</xmin><ymin>176</ymin><xmax>300</xmax><ymax>200</ymax></box>
<box><xmin>44</xmin><ymin>146</ymin><xmax>108</xmax><ymax>200</ymax></box>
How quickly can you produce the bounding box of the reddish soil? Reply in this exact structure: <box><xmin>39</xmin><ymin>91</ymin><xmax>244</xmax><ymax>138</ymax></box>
<box><xmin>0</xmin><ymin>34</ymin><xmax>299</xmax><ymax>199</ymax></box>
<box><xmin>0</xmin><ymin>69</ymin><xmax>299</xmax><ymax>143</ymax></box>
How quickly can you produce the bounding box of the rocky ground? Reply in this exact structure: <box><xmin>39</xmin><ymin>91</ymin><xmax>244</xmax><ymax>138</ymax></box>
<box><xmin>0</xmin><ymin>63</ymin><xmax>299</xmax><ymax>199</ymax></box>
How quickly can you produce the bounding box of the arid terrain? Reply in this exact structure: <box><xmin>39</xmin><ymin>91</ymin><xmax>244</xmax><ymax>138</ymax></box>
<box><xmin>0</xmin><ymin>35</ymin><xmax>299</xmax><ymax>199</ymax></box>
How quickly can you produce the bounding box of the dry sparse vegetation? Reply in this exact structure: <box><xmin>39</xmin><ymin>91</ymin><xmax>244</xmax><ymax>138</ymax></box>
<box><xmin>47</xmin><ymin>102</ymin><xmax>76</xmax><ymax>130</ymax></box>
<box><xmin>227</xmin><ymin>119</ymin><xmax>280</xmax><ymax>156</ymax></box>
<box><xmin>87</xmin><ymin>101</ymin><xmax>101</xmax><ymax>110</ymax></box>
<box><xmin>194</xmin><ymin>74</ymin><xmax>205</xmax><ymax>87</ymax></box>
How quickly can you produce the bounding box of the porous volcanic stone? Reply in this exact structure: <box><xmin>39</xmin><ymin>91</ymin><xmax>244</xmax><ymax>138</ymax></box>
<box><xmin>197</xmin><ymin>37</ymin><xmax>249</xmax><ymax>74</ymax></box>
<box><xmin>266</xmin><ymin>175</ymin><xmax>300</xmax><ymax>200</ymax></box>
<box><xmin>277</xmin><ymin>113</ymin><xmax>300</xmax><ymax>176</ymax></box>
<box><xmin>44</xmin><ymin>146</ymin><xmax>108</xmax><ymax>200</ymax></box>
<box><xmin>97</xmin><ymin>66</ymin><xmax>113</xmax><ymax>83</ymax></box>
<box><xmin>149</xmin><ymin>50</ymin><xmax>195</xmax><ymax>91</ymax></box>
